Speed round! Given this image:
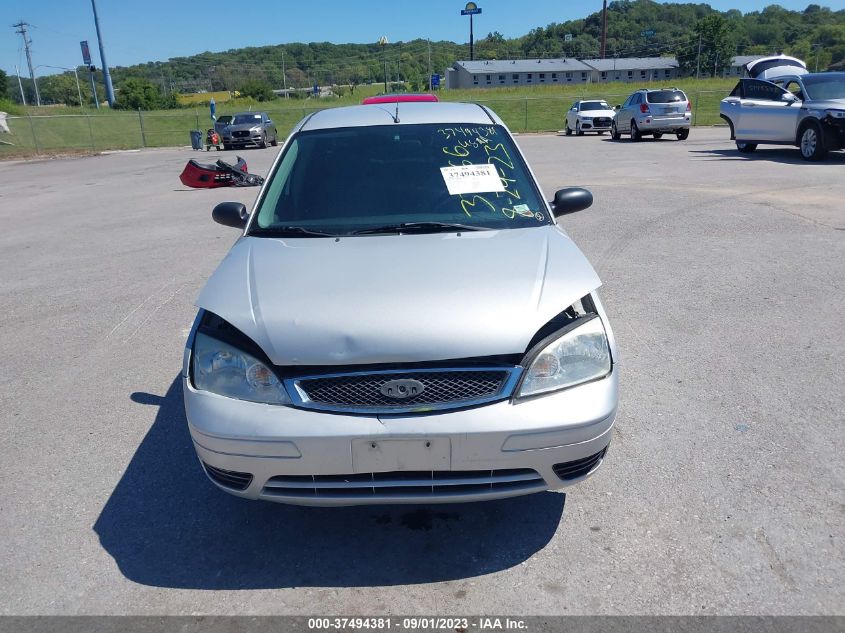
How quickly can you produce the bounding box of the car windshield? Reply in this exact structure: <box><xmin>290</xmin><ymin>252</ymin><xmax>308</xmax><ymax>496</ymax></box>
<box><xmin>250</xmin><ymin>123</ymin><xmax>549</xmax><ymax>236</ymax></box>
<box><xmin>647</xmin><ymin>90</ymin><xmax>686</xmax><ymax>103</ymax></box>
<box><xmin>217</xmin><ymin>116</ymin><xmax>232</xmax><ymax>124</ymax></box>
<box><xmin>802</xmin><ymin>74</ymin><xmax>845</xmax><ymax>100</ymax></box>
<box><xmin>233</xmin><ymin>114</ymin><xmax>262</xmax><ymax>125</ymax></box>
<box><xmin>580</xmin><ymin>101</ymin><xmax>609</xmax><ymax>111</ymax></box>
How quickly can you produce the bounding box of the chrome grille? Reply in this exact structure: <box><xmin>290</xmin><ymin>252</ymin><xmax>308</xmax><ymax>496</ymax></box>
<box><xmin>593</xmin><ymin>117</ymin><xmax>612</xmax><ymax>126</ymax></box>
<box><xmin>290</xmin><ymin>368</ymin><xmax>516</xmax><ymax>414</ymax></box>
<box><xmin>232</xmin><ymin>130</ymin><xmax>250</xmax><ymax>138</ymax></box>
<box><xmin>262</xmin><ymin>468</ymin><xmax>546</xmax><ymax>500</ymax></box>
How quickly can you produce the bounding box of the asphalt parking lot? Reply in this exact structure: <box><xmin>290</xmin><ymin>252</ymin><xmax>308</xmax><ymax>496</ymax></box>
<box><xmin>1</xmin><ymin>127</ymin><xmax>842</xmax><ymax>616</ymax></box>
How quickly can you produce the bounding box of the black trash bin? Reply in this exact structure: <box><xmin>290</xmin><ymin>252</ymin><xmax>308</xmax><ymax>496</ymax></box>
<box><xmin>189</xmin><ymin>129</ymin><xmax>203</xmax><ymax>151</ymax></box>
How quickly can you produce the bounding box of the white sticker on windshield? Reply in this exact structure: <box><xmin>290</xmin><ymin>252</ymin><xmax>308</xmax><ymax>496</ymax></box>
<box><xmin>440</xmin><ymin>164</ymin><xmax>506</xmax><ymax>196</ymax></box>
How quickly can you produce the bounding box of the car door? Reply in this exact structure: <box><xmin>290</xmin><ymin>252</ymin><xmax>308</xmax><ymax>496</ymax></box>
<box><xmin>567</xmin><ymin>103</ymin><xmax>579</xmax><ymax>129</ymax></box>
<box><xmin>617</xmin><ymin>95</ymin><xmax>634</xmax><ymax>132</ymax></box>
<box><xmin>733</xmin><ymin>78</ymin><xmax>799</xmax><ymax>142</ymax></box>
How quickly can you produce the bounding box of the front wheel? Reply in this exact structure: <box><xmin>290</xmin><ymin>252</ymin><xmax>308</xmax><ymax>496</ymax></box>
<box><xmin>611</xmin><ymin>121</ymin><xmax>621</xmax><ymax>141</ymax></box>
<box><xmin>653</xmin><ymin>132</ymin><xmax>663</xmax><ymax>139</ymax></box>
<box><xmin>736</xmin><ymin>141</ymin><xmax>757</xmax><ymax>153</ymax></box>
<box><xmin>676</xmin><ymin>128</ymin><xmax>690</xmax><ymax>141</ymax></box>
<box><xmin>259</xmin><ymin>133</ymin><xmax>268</xmax><ymax>149</ymax></box>
<box><xmin>799</xmin><ymin>122</ymin><xmax>828</xmax><ymax>161</ymax></box>
<box><xmin>270</xmin><ymin>132</ymin><xmax>278</xmax><ymax>147</ymax></box>
<box><xmin>630</xmin><ymin>120</ymin><xmax>641</xmax><ymax>142</ymax></box>
<box><xmin>576</xmin><ymin>122</ymin><xmax>584</xmax><ymax>136</ymax></box>
<box><xmin>565</xmin><ymin>122</ymin><xmax>572</xmax><ymax>136</ymax></box>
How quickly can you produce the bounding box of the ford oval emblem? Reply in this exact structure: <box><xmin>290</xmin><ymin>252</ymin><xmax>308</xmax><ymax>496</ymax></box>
<box><xmin>379</xmin><ymin>379</ymin><xmax>425</xmax><ymax>400</ymax></box>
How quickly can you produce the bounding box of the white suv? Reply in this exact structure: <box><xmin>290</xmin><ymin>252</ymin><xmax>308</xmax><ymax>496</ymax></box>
<box><xmin>611</xmin><ymin>88</ymin><xmax>692</xmax><ymax>141</ymax></box>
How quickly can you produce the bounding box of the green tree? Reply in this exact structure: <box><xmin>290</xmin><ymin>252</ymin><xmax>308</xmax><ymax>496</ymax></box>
<box><xmin>38</xmin><ymin>73</ymin><xmax>90</xmax><ymax>106</ymax></box>
<box><xmin>0</xmin><ymin>69</ymin><xmax>7</xmax><ymax>100</ymax></box>
<box><xmin>114</xmin><ymin>77</ymin><xmax>176</xmax><ymax>110</ymax></box>
<box><xmin>678</xmin><ymin>14</ymin><xmax>735</xmax><ymax>77</ymax></box>
<box><xmin>238</xmin><ymin>79</ymin><xmax>275</xmax><ymax>101</ymax></box>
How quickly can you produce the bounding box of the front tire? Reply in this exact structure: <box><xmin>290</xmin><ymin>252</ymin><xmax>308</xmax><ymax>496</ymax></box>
<box><xmin>736</xmin><ymin>141</ymin><xmax>757</xmax><ymax>153</ymax></box>
<box><xmin>630</xmin><ymin>120</ymin><xmax>642</xmax><ymax>142</ymax></box>
<box><xmin>270</xmin><ymin>131</ymin><xmax>278</xmax><ymax>147</ymax></box>
<box><xmin>565</xmin><ymin>122</ymin><xmax>572</xmax><ymax>136</ymax></box>
<box><xmin>653</xmin><ymin>132</ymin><xmax>663</xmax><ymax>139</ymax></box>
<box><xmin>576</xmin><ymin>122</ymin><xmax>584</xmax><ymax>136</ymax></box>
<box><xmin>611</xmin><ymin>121</ymin><xmax>621</xmax><ymax>141</ymax></box>
<box><xmin>676</xmin><ymin>128</ymin><xmax>690</xmax><ymax>141</ymax></box>
<box><xmin>259</xmin><ymin>133</ymin><xmax>268</xmax><ymax>149</ymax></box>
<box><xmin>799</xmin><ymin>122</ymin><xmax>827</xmax><ymax>161</ymax></box>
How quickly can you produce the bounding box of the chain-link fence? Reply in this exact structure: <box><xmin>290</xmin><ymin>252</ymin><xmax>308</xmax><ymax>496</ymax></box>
<box><xmin>0</xmin><ymin>91</ymin><xmax>727</xmax><ymax>156</ymax></box>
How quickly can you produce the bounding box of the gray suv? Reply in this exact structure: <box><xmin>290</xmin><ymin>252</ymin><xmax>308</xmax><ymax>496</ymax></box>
<box><xmin>222</xmin><ymin>112</ymin><xmax>278</xmax><ymax>150</ymax></box>
<box><xmin>611</xmin><ymin>88</ymin><xmax>691</xmax><ymax>141</ymax></box>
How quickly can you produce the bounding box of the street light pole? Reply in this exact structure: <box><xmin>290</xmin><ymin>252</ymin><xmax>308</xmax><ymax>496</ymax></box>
<box><xmin>378</xmin><ymin>36</ymin><xmax>389</xmax><ymax>92</ymax></box>
<box><xmin>37</xmin><ymin>65</ymin><xmax>85</xmax><ymax>108</ymax></box>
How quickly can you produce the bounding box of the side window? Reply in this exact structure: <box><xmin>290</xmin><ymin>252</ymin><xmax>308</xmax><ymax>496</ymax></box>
<box><xmin>729</xmin><ymin>82</ymin><xmax>742</xmax><ymax>98</ymax></box>
<box><xmin>784</xmin><ymin>80</ymin><xmax>804</xmax><ymax>100</ymax></box>
<box><xmin>742</xmin><ymin>79</ymin><xmax>788</xmax><ymax>101</ymax></box>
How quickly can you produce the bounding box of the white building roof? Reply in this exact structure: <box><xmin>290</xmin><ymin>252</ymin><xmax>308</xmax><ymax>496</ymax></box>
<box><xmin>581</xmin><ymin>57</ymin><xmax>679</xmax><ymax>72</ymax></box>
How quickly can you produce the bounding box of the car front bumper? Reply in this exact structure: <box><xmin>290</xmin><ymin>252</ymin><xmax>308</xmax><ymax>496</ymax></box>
<box><xmin>183</xmin><ymin>371</ymin><xmax>617</xmax><ymax>506</ymax></box>
<box><xmin>223</xmin><ymin>133</ymin><xmax>264</xmax><ymax>146</ymax></box>
<box><xmin>578</xmin><ymin>118</ymin><xmax>613</xmax><ymax>131</ymax></box>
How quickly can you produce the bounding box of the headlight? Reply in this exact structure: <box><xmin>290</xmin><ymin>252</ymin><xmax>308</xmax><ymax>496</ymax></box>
<box><xmin>579</xmin><ymin>116</ymin><xmax>593</xmax><ymax>122</ymax></box>
<box><xmin>192</xmin><ymin>332</ymin><xmax>290</xmax><ymax>404</ymax></box>
<box><xmin>516</xmin><ymin>316</ymin><xmax>611</xmax><ymax>399</ymax></box>
<box><xmin>251</xmin><ymin>126</ymin><xmax>262</xmax><ymax>132</ymax></box>
<box><xmin>825</xmin><ymin>109</ymin><xmax>845</xmax><ymax>119</ymax></box>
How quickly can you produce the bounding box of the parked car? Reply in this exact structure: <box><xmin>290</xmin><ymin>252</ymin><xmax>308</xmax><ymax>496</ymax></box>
<box><xmin>222</xmin><ymin>112</ymin><xmax>278</xmax><ymax>150</ymax></box>
<box><xmin>611</xmin><ymin>88</ymin><xmax>691</xmax><ymax>141</ymax></box>
<box><xmin>565</xmin><ymin>99</ymin><xmax>615</xmax><ymax>135</ymax></box>
<box><xmin>719</xmin><ymin>56</ymin><xmax>845</xmax><ymax>161</ymax></box>
<box><xmin>184</xmin><ymin>102</ymin><xmax>618</xmax><ymax>506</ymax></box>
<box><xmin>213</xmin><ymin>114</ymin><xmax>233</xmax><ymax>136</ymax></box>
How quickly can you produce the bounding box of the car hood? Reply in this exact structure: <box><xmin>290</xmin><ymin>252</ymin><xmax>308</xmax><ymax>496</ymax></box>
<box><xmin>579</xmin><ymin>109</ymin><xmax>616</xmax><ymax>118</ymax></box>
<box><xmin>806</xmin><ymin>98</ymin><xmax>845</xmax><ymax>109</ymax></box>
<box><xmin>196</xmin><ymin>227</ymin><xmax>602</xmax><ymax>366</ymax></box>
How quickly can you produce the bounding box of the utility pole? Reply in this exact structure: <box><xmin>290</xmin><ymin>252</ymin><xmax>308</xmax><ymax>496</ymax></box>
<box><xmin>600</xmin><ymin>0</ymin><xmax>608</xmax><ymax>59</ymax></box>
<box><xmin>14</xmin><ymin>64</ymin><xmax>26</xmax><ymax>106</ymax></box>
<box><xmin>90</xmin><ymin>0</ymin><xmax>115</xmax><ymax>107</ymax></box>
<box><xmin>696</xmin><ymin>33</ymin><xmax>702</xmax><ymax>79</ymax></box>
<box><xmin>379</xmin><ymin>36</ymin><xmax>388</xmax><ymax>93</ymax></box>
<box><xmin>13</xmin><ymin>21</ymin><xmax>41</xmax><ymax>106</ymax></box>
<box><xmin>427</xmin><ymin>39</ymin><xmax>432</xmax><ymax>91</ymax></box>
<box><xmin>282</xmin><ymin>51</ymin><xmax>288</xmax><ymax>98</ymax></box>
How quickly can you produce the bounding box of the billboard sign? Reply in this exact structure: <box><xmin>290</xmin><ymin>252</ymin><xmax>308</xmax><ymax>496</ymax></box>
<box><xmin>80</xmin><ymin>40</ymin><xmax>92</xmax><ymax>66</ymax></box>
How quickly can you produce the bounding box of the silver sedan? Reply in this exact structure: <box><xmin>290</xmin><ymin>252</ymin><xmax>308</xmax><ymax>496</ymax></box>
<box><xmin>184</xmin><ymin>102</ymin><xmax>618</xmax><ymax>506</ymax></box>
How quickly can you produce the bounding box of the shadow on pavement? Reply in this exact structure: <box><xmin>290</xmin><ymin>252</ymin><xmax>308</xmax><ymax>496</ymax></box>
<box><xmin>688</xmin><ymin>147</ymin><xmax>845</xmax><ymax>164</ymax></box>
<box><xmin>94</xmin><ymin>376</ymin><xmax>565</xmax><ymax>589</ymax></box>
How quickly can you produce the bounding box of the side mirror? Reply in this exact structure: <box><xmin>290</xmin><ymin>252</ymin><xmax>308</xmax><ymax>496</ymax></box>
<box><xmin>614</xmin><ymin>104</ymin><xmax>621</xmax><ymax>110</ymax></box>
<box><xmin>212</xmin><ymin>201</ymin><xmax>249</xmax><ymax>229</ymax></box>
<box><xmin>551</xmin><ymin>187</ymin><xmax>593</xmax><ymax>218</ymax></box>
<box><xmin>782</xmin><ymin>92</ymin><xmax>798</xmax><ymax>104</ymax></box>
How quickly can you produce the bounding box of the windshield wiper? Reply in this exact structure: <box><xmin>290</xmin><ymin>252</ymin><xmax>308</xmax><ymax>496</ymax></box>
<box><xmin>351</xmin><ymin>222</ymin><xmax>489</xmax><ymax>235</ymax></box>
<box><xmin>249</xmin><ymin>226</ymin><xmax>337</xmax><ymax>238</ymax></box>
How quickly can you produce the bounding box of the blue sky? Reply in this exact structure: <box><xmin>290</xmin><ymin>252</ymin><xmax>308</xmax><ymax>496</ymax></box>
<box><xmin>4</xmin><ymin>0</ymin><xmax>844</xmax><ymax>76</ymax></box>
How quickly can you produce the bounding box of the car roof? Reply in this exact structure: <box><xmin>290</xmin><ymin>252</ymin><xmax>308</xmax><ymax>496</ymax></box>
<box><xmin>300</xmin><ymin>102</ymin><xmax>500</xmax><ymax>131</ymax></box>
<box><xmin>233</xmin><ymin>111</ymin><xmax>265</xmax><ymax>116</ymax></box>
<box><xmin>361</xmin><ymin>93</ymin><xmax>439</xmax><ymax>104</ymax></box>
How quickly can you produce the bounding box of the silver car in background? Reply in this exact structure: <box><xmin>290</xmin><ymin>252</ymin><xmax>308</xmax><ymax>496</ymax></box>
<box><xmin>183</xmin><ymin>102</ymin><xmax>618</xmax><ymax>506</ymax></box>
<box><xmin>221</xmin><ymin>111</ymin><xmax>278</xmax><ymax>150</ymax></box>
<box><xmin>720</xmin><ymin>56</ymin><xmax>845</xmax><ymax>160</ymax></box>
<box><xmin>565</xmin><ymin>99</ymin><xmax>616</xmax><ymax>135</ymax></box>
<box><xmin>611</xmin><ymin>88</ymin><xmax>691</xmax><ymax>141</ymax></box>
